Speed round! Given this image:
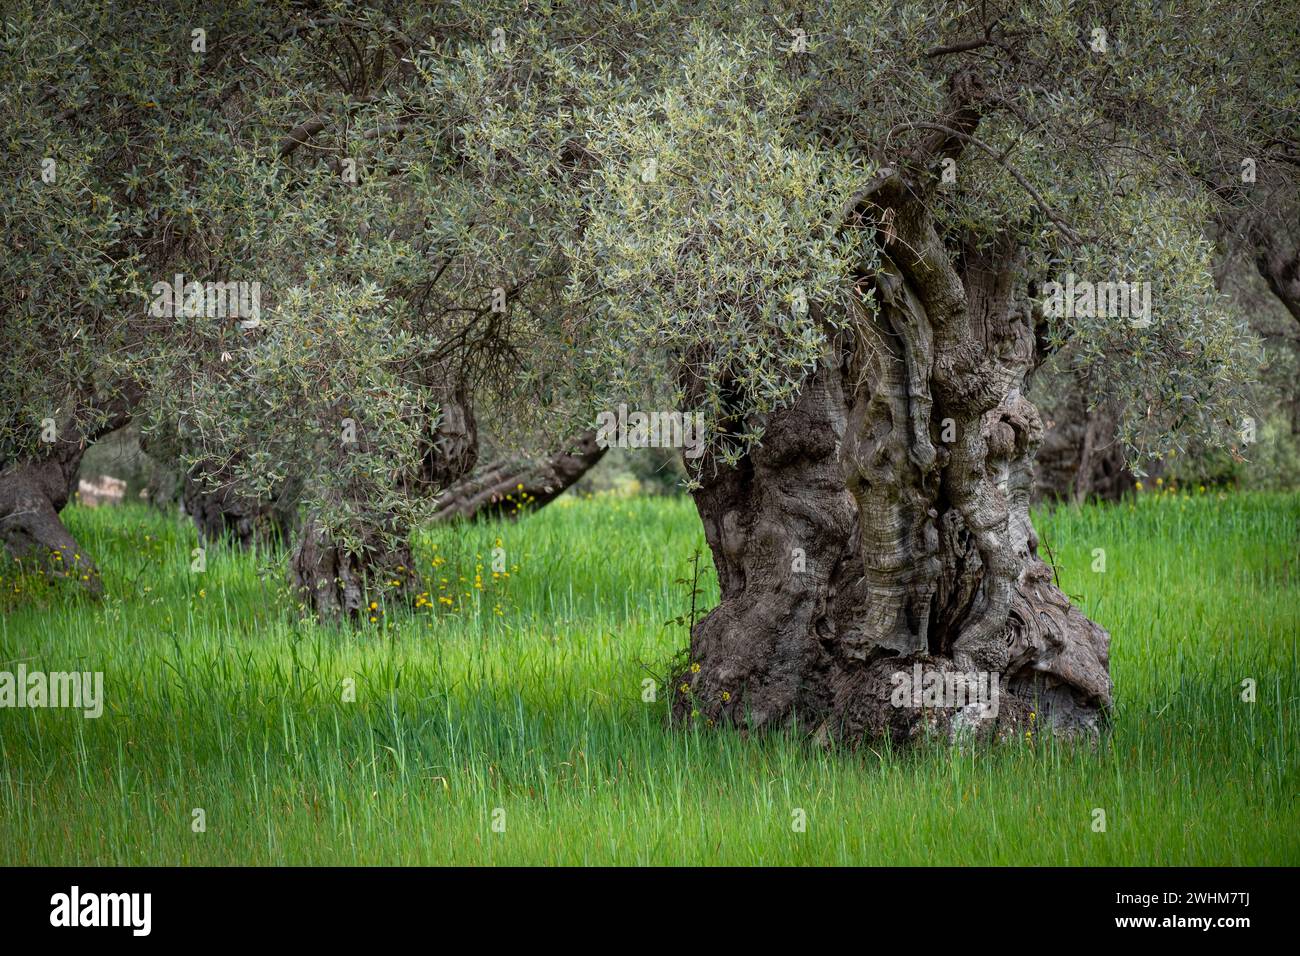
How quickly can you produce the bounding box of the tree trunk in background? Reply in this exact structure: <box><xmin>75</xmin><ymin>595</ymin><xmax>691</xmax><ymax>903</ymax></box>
<box><xmin>433</xmin><ymin>428</ymin><xmax>607</xmax><ymax>522</ymax></box>
<box><xmin>1253</xmin><ymin>223</ymin><xmax>1300</xmax><ymax>325</ymax></box>
<box><xmin>183</xmin><ymin>460</ymin><xmax>298</xmax><ymax>549</ymax></box>
<box><xmin>1033</xmin><ymin>209</ymin><xmax>1300</xmax><ymax>505</ymax></box>
<box><xmin>290</xmin><ymin>386</ymin><xmax>478</xmax><ymax>621</ymax></box>
<box><xmin>138</xmin><ymin>423</ymin><xmax>300</xmax><ymax>547</ymax></box>
<box><xmin>0</xmin><ymin>384</ymin><xmax>141</xmax><ymax>594</ymax></box>
<box><xmin>1035</xmin><ymin>391</ymin><xmax>1134</xmax><ymax>504</ymax></box>
<box><xmin>676</xmin><ymin>186</ymin><xmax>1110</xmax><ymax>745</ymax></box>
<box><xmin>0</xmin><ymin>444</ymin><xmax>102</xmax><ymax>593</ymax></box>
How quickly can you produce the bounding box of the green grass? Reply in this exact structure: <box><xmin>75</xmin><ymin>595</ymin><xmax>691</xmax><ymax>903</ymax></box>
<box><xmin>1</xmin><ymin>490</ymin><xmax>1297</xmax><ymax>865</ymax></box>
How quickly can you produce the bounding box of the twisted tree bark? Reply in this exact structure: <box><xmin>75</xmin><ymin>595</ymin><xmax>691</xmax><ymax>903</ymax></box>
<box><xmin>679</xmin><ymin>364</ymin><xmax>860</xmax><ymax>729</ymax></box>
<box><xmin>288</xmin><ymin>517</ymin><xmax>417</xmax><ymax>620</ymax></box>
<box><xmin>674</xmin><ymin>169</ymin><xmax>1110</xmax><ymax>745</ymax></box>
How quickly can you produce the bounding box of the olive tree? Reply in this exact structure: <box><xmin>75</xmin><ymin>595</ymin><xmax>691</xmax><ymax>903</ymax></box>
<box><xmin>550</xmin><ymin>3</ymin><xmax>1281</xmax><ymax>741</ymax></box>
<box><xmin>162</xmin><ymin>5</ymin><xmax>592</xmax><ymax>619</ymax></box>
<box><xmin>0</xmin><ymin>0</ymin><xmax>293</xmax><ymax>586</ymax></box>
<box><xmin>2</xmin><ymin>2</ymin><xmax>567</xmax><ymax>610</ymax></box>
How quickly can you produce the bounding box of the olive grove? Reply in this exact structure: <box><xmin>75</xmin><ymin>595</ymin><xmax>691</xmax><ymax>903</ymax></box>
<box><xmin>3</xmin><ymin>0</ymin><xmax>1297</xmax><ymax>744</ymax></box>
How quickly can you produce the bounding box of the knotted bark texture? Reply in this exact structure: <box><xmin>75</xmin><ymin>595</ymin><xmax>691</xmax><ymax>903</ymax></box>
<box><xmin>676</xmin><ymin>190</ymin><xmax>1110</xmax><ymax>745</ymax></box>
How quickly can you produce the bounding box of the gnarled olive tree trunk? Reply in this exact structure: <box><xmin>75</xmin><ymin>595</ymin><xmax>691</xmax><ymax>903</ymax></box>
<box><xmin>0</xmin><ymin>385</ymin><xmax>142</xmax><ymax>593</ymax></box>
<box><xmin>289</xmin><ymin>387</ymin><xmax>478</xmax><ymax>621</ymax></box>
<box><xmin>679</xmin><ymin>364</ymin><xmax>860</xmax><ymax>729</ymax></box>
<box><xmin>0</xmin><ymin>443</ymin><xmax>102</xmax><ymax>592</ymax></box>
<box><xmin>288</xmin><ymin>517</ymin><xmax>418</xmax><ymax>620</ymax></box>
<box><xmin>676</xmin><ymin>182</ymin><xmax>1110</xmax><ymax>746</ymax></box>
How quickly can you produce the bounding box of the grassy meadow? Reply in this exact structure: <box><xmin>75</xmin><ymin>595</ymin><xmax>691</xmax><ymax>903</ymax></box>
<box><xmin>1</xmin><ymin>489</ymin><xmax>1297</xmax><ymax>865</ymax></box>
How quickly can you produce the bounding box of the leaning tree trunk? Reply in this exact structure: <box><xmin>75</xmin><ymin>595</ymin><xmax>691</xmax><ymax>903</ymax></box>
<box><xmin>675</xmin><ymin>183</ymin><xmax>1110</xmax><ymax>746</ymax></box>
<box><xmin>1252</xmin><ymin>222</ymin><xmax>1300</xmax><ymax>325</ymax></box>
<box><xmin>290</xmin><ymin>386</ymin><xmax>478</xmax><ymax>621</ymax></box>
<box><xmin>434</xmin><ymin>428</ymin><xmax>607</xmax><ymax>522</ymax></box>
